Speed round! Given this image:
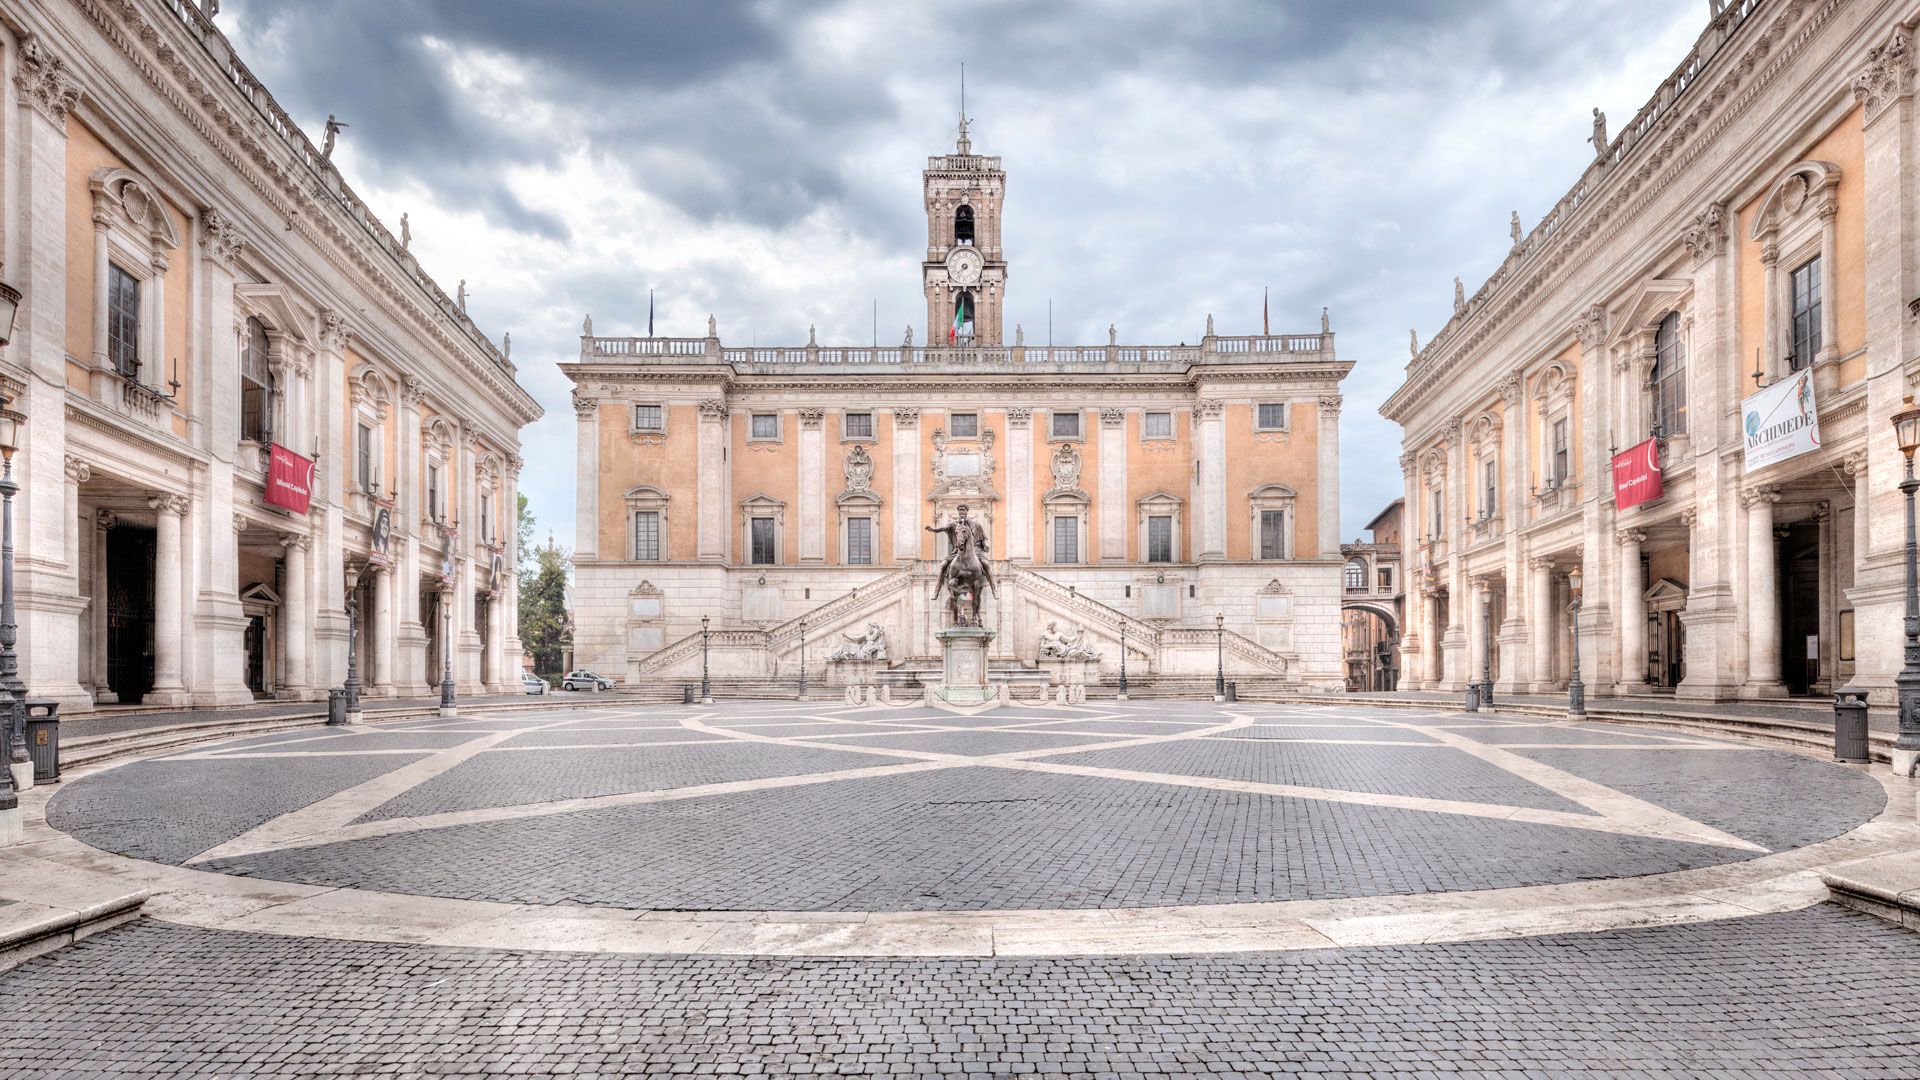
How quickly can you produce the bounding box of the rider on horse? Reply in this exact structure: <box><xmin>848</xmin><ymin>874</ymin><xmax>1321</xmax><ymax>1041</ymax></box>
<box><xmin>926</xmin><ymin>503</ymin><xmax>999</xmax><ymax>602</ymax></box>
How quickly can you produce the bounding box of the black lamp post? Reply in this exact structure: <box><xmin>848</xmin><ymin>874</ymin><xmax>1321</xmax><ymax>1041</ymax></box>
<box><xmin>1480</xmin><ymin>578</ymin><xmax>1495</xmax><ymax>708</ymax></box>
<box><xmin>797</xmin><ymin>617</ymin><xmax>808</xmax><ymax>702</ymax></box>
<box><xmin>342</xmin><ymin>561</ymin><xmax>362</xmax><ymax>721</ymax></box>
<box><xmin>0</xmin><ymin>395</ymin><xmax>28</xmax><ymax>784</ymax></box>
<box><xmin>1214</xmin><ymin>612</ymin><xmax>1225</xmax><ymax>702</ymax></box>
<box><xmin>700</xmin><ymin>613</ymin><xmax>712</xmax><ymax>704</ymax></box>
<box><xmin>1118</xmin><ymin>622</ymin><xmax>1129</xmax><ymax>700</ymax></box>
<box><xmin>1891</xmin><ymin>395</ymin><xmax>1920</xmax><ymax>772</ymax></box>
<box><xmin>440</xmin><ymin>522</ymin><xmax>457</xmax><ymax>716</ymax></box>
<box><xmin>1567</xmin><ymin>566</ymin><xmax>1587</xmax><ymax>719</ymax></box>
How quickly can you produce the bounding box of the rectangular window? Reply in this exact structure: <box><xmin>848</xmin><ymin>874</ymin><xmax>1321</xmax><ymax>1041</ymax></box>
<box><xmin>634</xmin><ymin>405</ymin><xmax>663</xmax><ymax>432</ymax></box>
<box><xmin>1051</xmin><ymin>411</ymin><xmax>1080</xmax><ymax>438</ymax></box>
<box><xmin>1429</xmin><ymin>489</ymin><xmax>1443</xmax><ymax>538</ymax></box>
<box><xmin>107</xmin><ymin>264</ymin><xmax>141</xmax><ymax>378</ymax></box>
<box><xmin>846</xmin><ymin>517</ymin><xmax>872</xmax><ymax>565</ymax></box>
<box><xmin>1261</xmin><ymin>510</ymin><xmax>1286</xmax><ymax>560</ymax></box>
<box><xmin>427</xmin><ymin>464</ymin><xmax>442</xmax><ymax>521</ymax></box>
<box><xmin>1147</xmin><ymin>515</ymin><xmax>1173</xmax><ymax>563</ymax></box>
<box><xmin>1789</xmin><ymin>257</ymin><xmax>1821</xmax><ymax>370</ymax></box>
<box><xmin>356</xmin><ymin>424</ymin><xmax>374</xmax><ymax>492</ymax></box>
<box><xmin>1378</xmin><ymin>567</ymin><xmax>1393</xmax><ymax>590</ymax></box>
<box><xmin>480</xmin><ymin>494</ymin><xmax>493</xmax><ymax>542</ymax></box>
<box><xmin>634</xmin><ymin>511</ymin><xmax>660</xmax><ymax>560</ymax></box>
<box><xmin>843</xmin><ymin>412</ymin><xmax>873</xmax><ymax>439</ymax></box>
<box><xmin>1552</xmin><ymin>418</ymin><xmax>1570</xmax><ymax>484</ymax></box>
<box><xmin>949</xmin><ymin>413</ymin><xmax>978</xmax><ymax>438</ymax></box>
<box><xmin>240</xmin><ymin>318</ymin><xmax>272</xmax><ymax>443</ymax></box>
<box><xmin>750</xmin><ymin>517</ymin><xmax>776</xmax><ymax>565</ymax></box>
<box><xmin>1053</xmin><ymin>515</ymin><xmax>1079</xmax><ymax>563</ymax></box>
<box><xmin>751</xmin><ymin>414</ymin><xmax>778</xmax><ymax>439</ymax></box>
<box><xmin>1143</xmin><ymin>411</ymin><xmax>1173</xmax><ymax>439</ymax></box>
<box><xmin>1257</xmin><ymin>403</ymin><xmax>1287</xmax><ymax>430</ymax></box>
<box><xmin>1483</xmin><ymin>461</ymin><xmax>1497</xmax><ymax>516</ymax></box>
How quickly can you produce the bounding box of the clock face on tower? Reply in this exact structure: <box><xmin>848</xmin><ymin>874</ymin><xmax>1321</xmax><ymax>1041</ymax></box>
<box><xmin>945</xmin><ymin>246</ymin><xmax>984</xmax><ymax>286</ymax></box>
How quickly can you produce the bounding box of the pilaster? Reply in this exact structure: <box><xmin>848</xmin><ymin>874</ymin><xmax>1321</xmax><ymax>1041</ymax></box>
<box><xmin>1098</xmin><ymin>408</ymin><xmax>1126</xmax><ymax>561</ymax></box>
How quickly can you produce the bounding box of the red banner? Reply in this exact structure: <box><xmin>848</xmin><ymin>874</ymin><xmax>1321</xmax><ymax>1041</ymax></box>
<box><xmin>265</xmin><ymin>444</ymin><xmax>314</xmax><ymax>515</ymax></box>
<box><xmin>1611</xmin><ymin>437</ymin><xmax>1663</xmax><ymax>511</ymax></box>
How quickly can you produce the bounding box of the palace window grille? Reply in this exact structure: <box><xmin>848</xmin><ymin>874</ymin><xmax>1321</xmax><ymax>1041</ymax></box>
<box><xmin>1789</xmin><ymin>257</ymin><xmax>1821</xmax><ymax>371</ymax></box>
<box><xmin>751</xmin><ymin>414</ymin><xmax>778</xmax><ymax>439</ymax></box>
<box><xmin>1147</xmin><ymin>516</ymin><xmax>1173</xmax><ymax>563</ymax></box>
<box><xmin>633</xmin><ymin>511</ymin><xmax>660</xmax><ymax>561</ymax></box>
<box><xmin>847</xmin><ymin>517</ymin><xmax>872</xmax><ymax>565</ymax></box>
<box><xmin>1257</xmin><ymin>403</ymin><xmax>1287</xmax><ymax>430</ymax></box>
<box><xmin>1051</xmin><ymin>411</ymin><xmax>1080</xmax><ymax>438</ymax></box>
<box><xmin>107</xmin><ymin>264</ymin><xmax>141</xmax><ymax>378</ymax></box>
<box><xmin>750</xmin><ymin>517</ymin><xmax>776</xmax><ymax>565</ymax></box>
<box><xmin>950</xmin><ymin>413</ymin><xmax>978</xmax><ymax>437</ymax></box>
<box><xmin>634</xmin><ymin>405</ymin><xmax>663</xmax><ymax>432</ymax></box>
<box><xmin>1143</xmin><ymin>411</ymin><xmax>1173</xmax><ymax>438</ymax></box>
<box><xmin>1260</xmin><ymin>510</ymin><xmax>1286</xmax><ymax>560</ymax></box>
<box><xmin>1652</xmin><ymin>311</ymin><xmax>1688</xmax><ymax>435</ymax></box>
<box><xmin>1053</xmin><ymin>516</ymin><xmax>1079</xmax><ymax>563</ymax></box>
<box><xmin>843</xmin><ymin>412</ymin><xmax>873</xmax><ymax>439</ymax></box>
<box><xmin>240</xmin><ymin>317</ymin><xmax>273</xmax><ymax>443</ymax></box>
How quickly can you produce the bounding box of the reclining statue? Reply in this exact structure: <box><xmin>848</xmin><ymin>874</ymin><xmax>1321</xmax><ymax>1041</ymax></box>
<box><xmin>1036</xmin><ymin>620</ymin><xmax>1102</xmax><ymax>662</ymax></box>
<box><xmin>825</xmin><ymin>621</ymin><xmax>889</xmax><ymax>663</ymax></box>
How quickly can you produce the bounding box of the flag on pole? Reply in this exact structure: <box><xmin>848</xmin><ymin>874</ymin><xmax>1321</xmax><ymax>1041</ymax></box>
<box><xmin>648</xmin><ymin>289</ymin><xmax>654</xmax><ymax>338</ymax></box>
<box><xmin>1263</xmin><ymin>287</ymin><xmax>1269</xmax><ymax>336</ymax></box>
<box><xmin>952</xmin><ymin>300</ymin><xmax>963</xmax><ymax>343</ymax></box>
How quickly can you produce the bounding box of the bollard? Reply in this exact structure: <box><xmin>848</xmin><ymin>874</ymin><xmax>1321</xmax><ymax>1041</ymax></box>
<box><xmin>1833</xmin><ymin>684</ymin><xmax>1870</xmax><ymax>764</ymax></box>
<box><xmin>327</xmin><ymin>688</ymin><xmax>347</xmax><ymax>726</ymax></box>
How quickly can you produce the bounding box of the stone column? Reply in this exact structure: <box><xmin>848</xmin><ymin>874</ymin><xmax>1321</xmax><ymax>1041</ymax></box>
<box><xmin>90</xmin><ymin>511</ymin><xmax>116</xmax><ymax>704</ymax></box>
<box><xmin>1742</xmin><ymin>486</ymin><xmax>1785</xmax><ymax>698</ymax></box>
<box><xmin>398</xmin><ymin>378</ymin><xmax>426</xmax><ymax>686</ymax></box>
<box><xmin>1815</xmin><ymin>503</ymin><xmax>1835</xmax><ymax>694</ymax></box>
<box><xmin>1099</xmin><ymin>408</ymin><xmax>1126</xmax><ymax>561</ymax></box>
<box><xmin>1614</xmin><ymin>528</ymin><xmax>1647</xmax><ymax>694</ymax></box>
<box><xmin>1675</xmin><ymin>202</ymin><xmax>1740</xmax><ymax>702</ymax></box>
<box><xmin>1441</xmin><ymin>419</ymin><xmax>1467</xmax><ymax>690</ymax></box>
<box><xmin>370</xmin><ymin>563</ymin><xmax>393</xmax><ymax>695</ymax></box>
<box><xmin>892</xmin><ymin>408</ymin><xmax>921</xmax><ymax>562</ymax></box>
<box><xmin>278</xmin><ymin>535</ymin><xmax>311</xmax><ymax>698</ymax></box>
<box><xmin>1531</xmin><ymin>557</ymin><xmax>1555</xmax><ymax>692</ymax></box>
<box><xmin>144</xmin><ymin>494</ymin><xmax>189</xmax><ymax>705</ymax></box>
<box><xmin>1196</xmin><ymin>400</ymin><xmax>1226</xmax><ymax>561</ymax></box>
<box><xmin>698</xmin><ymin>400</ymin><xmax>729</xmax><ymax>561</ymax></box>
<box><xmin>574</xmin><ymin>395</ymin><xmax>600</xmax><ymax>561</ymax></box>
<box><xmin>1467</xmin><ymin>577</ymin><xmax>1487</xmax><ymax>690</ymax></box>
<box><xmin>1317</xmin><ymin>396</ymin><xmax>1341</xmax><ymax>560</ymax></box>
<box><xmin>502</xmin><ymin>454</ymin><xmax>525</xmax><ymax>676</ymax></box>
<box><xmin>1424</xmin><ymin>589</ymin><xmax>1443</xmax><ymax>688</ymax></box>
<box><xmin>799</xmin><ymin>408</ymin><xmax>825</xmax><ymax>562</ymax></box>
<box><xmin>484</xmin><ymin>590</ymin><xmax>505</xmax><ymax>691</ymax></box>
<box><xmin>1006</xmin><ymin>409</ymin><xmax>1033</xmax><ymax>562</ymax></box>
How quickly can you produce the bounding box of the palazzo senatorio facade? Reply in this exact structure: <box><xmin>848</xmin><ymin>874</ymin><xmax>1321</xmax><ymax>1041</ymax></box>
<box><xmin>1384</xmin><ymin>0</ymin><xmax>1920</xmax><ymax>706</ymax></box>
<box><xmin>564</xmin><ymin>124</ymin><xmax>1353</xmax><ymax>692</ymax></box>
<box><xmin>0</xmin><ymin>0</ymin><xmax>541</xmax><ymax>710</ymax></box>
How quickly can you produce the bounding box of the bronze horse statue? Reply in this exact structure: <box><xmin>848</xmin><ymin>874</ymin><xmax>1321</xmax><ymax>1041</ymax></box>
<box><xmin>927</xmin><ymin>505</ymin><xmax>998</xmax><ymax>627</ymax></box>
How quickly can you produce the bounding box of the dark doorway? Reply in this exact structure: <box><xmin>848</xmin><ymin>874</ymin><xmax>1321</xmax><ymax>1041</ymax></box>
<box><xmin>421</xmin><ymin>587</ymin><xmax>442</xmax><ymax>694</ymax></box>
<box><xmin>1780</xmin><ymin>521</ymin><xmax>1820</xmax><ymax>695</ymax></box>
<box><xmin>475</xmin><ymin>593</ymin><xmax>491</xmax><ymax>686</ymax></box>
<box><xmin>106</xmin><ymin>524</ymin><xmax>155</xmax><ymax>701</ymax></box>
<box><xmin>1648</xmin><ymin>610</ymin><xmax>1685</xmax><ymax>689</ymax></box>
<box><xmin>244</xmin><ymin>614</ymin><xmax>268</xmax><ymax>696</ymax></box>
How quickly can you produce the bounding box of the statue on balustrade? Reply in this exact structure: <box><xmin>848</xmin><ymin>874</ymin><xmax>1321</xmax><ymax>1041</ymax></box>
<box><xmin>1037</xmin><ymin>621</ymin><xmax>1102</xmax><ymax>662</ymax></box>
<box><xmin>826</xmin><ymin>622</ymin><xmax>889</xmax><ymax>663</ymax></box>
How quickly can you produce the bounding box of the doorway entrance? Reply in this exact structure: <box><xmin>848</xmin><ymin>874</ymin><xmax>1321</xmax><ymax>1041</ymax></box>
<box><xmin>105</xmin><ymin>524</ymin><xmax>155</xmax><ymax>702</ymax></box>
<box><xmin>1779</xmin><ymin>520</ymin><xmax>1821</xmax><ymax>696</ymax></box>
<box><xmin>239</xmin><ymin>583</ymin><xmax>280</xmax><ymax>698</ymax></box>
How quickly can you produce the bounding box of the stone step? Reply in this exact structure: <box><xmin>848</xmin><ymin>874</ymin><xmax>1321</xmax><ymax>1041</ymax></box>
<box><xmin>1821</xmin><ymin>850</ymin><xmax>1920</xmax><ymax>932</ymax></box>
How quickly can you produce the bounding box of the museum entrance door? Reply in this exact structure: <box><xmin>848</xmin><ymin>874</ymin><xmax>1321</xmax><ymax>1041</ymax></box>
<box><xmin>105</xmin><ymin>524</ymin><xmax>155</xmax><ymax>702</ymax></box>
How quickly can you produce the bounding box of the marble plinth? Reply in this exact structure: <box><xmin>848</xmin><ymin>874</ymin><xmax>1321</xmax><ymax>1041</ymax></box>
<box><xmin>934</xmin><ymin>627</ymin><xmax>996</xmax><ymax>707</ymax></box>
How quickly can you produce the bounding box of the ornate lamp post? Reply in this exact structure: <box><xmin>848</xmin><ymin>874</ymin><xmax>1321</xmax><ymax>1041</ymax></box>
<box><xmin>440</xmin><ymin>523</ymin><xmax>457</xmax><ymax>717</ymax></box>
<box><xmin>1891</xmin><ymin>395</ymin><xmax>1920</xmax><ymax>774</ymax></box>
<box><xmin>341</xmin><ymin>561</ymin><xmax>362</xmax><ymax>723</ymax></box>
<box><xmin>700</xmin><ymin>613</ymin><xmax>712</xmax><ymax>704</ymax></box>
<box><xmin>1117</xmin><ymin>622</ymin><xmax>1129</xmax><ymax>701</ymax></box>
<box><xmin>0</xmin><ymin>395</ymin><xmax>29</xmax><ymax>786</ymax></box>
<box><xmin>1214</xmin><ymin>612</ymin><xmax>1225</xmax><ymax>702</ymax></box>
<box><xmin>1480</xmin><ymin>578</ymin><xmax>1495</xmax><ymax>708</ymax></box>
<box><xmin>1567</xmin><ymin>566</ymin><xmax>1587</xmax><ymax>720</ymax></box>
<box><xmin>0</xmin><ymin>280</ymin><xmax>19</xmax><ymax>349</ymax></box>
<box><xmin>797</xmin><ymin>617</ymin><xmax>808</xmax><ymax>702</ymax></box>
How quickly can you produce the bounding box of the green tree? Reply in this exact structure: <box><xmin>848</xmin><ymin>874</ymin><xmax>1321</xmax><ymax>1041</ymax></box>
<box><xmin>517</xmin><ymin>492</ymin><xmax>536</xmax><ymax>576</ymax></box>
<box><xmin>519</xmin><ymin>534</ymin><xmax>572</xmax><ymax>677</ymax></box>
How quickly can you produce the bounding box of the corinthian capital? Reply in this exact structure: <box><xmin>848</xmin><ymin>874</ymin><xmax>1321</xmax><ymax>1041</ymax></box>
<box><xmin>1853</xmin><ymin>26</ymin><xmax>1914</xmax><ymax>123</ymax></box>
<box><xmin>13</xmin><ymin>35</ymin><xmax>82</xmax><ymax>125</ymax></box>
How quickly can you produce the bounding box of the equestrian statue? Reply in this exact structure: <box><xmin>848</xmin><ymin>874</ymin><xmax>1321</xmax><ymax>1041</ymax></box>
<box><xmin>926</xmin><ymin>503</ymin><xmax>998</xmax><ymax>627</ymax></box>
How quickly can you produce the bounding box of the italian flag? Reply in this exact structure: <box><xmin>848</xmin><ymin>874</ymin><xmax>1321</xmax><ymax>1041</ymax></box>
<box><xmin>952</xmin><ymin>302</ymin><xmax>963</xmax><ymax>343</ymax></box>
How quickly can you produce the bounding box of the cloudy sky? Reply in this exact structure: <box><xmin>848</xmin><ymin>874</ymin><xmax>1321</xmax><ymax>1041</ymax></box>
<box><xmin>224</xmin><ymin>0</ymin><xmax>1705</xmax><ymax>547</ymax></box>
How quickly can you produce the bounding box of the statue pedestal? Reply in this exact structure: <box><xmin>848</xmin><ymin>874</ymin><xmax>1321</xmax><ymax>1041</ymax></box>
<box><xmin>1040</xmin><ymin>659</ymin><xmax>1091</xmax><ymax>704</ymax></box>
<box><xmin>934</xmin><ymin>627</ymin><xmax>996</xmax><ymax>707</ymax></box>
<box><xmin>833</xmin><ymin>659</ymin><xmax>878</xmax><ymax>705</ymax></box>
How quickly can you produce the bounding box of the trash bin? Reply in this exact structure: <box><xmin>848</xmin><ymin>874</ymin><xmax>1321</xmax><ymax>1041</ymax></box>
<box><xmin>683</xmin><ymin>685</ymin><xmax>696</xmax><ymax>704</ymax></box>
<box><xmin>327</xmin><ymin>688</ymin><xmax>347</xmax><ymax>726</ymax></box>
<box><xmin>1833</xmin><ymin>684</ymin><xmax>1870</xmax><ymax>764</ymax></box>
<box><xmin>1225</xmin><ymin>681</ymin><xmax>1237</xmax><ymax>702</ymax></box>
<box><xmin>24</xmin><ymin>701</ymin><xmax>58</xmax><ymax>783</ymax></box>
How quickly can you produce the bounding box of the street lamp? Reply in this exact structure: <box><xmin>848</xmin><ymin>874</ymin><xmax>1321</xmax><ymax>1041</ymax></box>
<box><xmin>342</xmin><ymin>561</ymin><xmax>362</xmax><ymax>723</ymax></box>
<box><xmin>700</xmin><ymin>613</ymin><xmax>712</xmax><ymax>704</ymax></box>
<box><xmin>797</xmin><ymin>617</ymin><xmax>808</xmax><ymax>702</ymax></box>
<box><xmin>0</xmin><ymin>396</ymin><xmax>29</xmax><ymax>786</ymax></box>
<box><xmin>1891</xmin><ymin>394</ymin><xmax>1920</xmax><ymax>773</ymax></box>
<box><xmin>0</xmin><ymin>280</ymin><xmax>20</xmax><ymax>349</ymax></box>
<box><xmin>1567</xmin><ymin>566</ymin><xmax>1587</xmax><ymax>720</ymax></box>
<box><xmin>1480</xmin><ymin>578</ymin><xmax>1495</xmax><ymax>709</ymax></box>
<box><xmin>440</xmin><ymin>524</ymin><xmax>457</xmax><ymax>717</ymax></box>
<box><xmin>1214</xmin><ymin>612</ymin><xmax>1225</xmax><ymax>702</ymax></box>
<box><xmin>1117</xmin><ymin>622</ymin><xmax>1129</xmax><ymax>701</ymax></box>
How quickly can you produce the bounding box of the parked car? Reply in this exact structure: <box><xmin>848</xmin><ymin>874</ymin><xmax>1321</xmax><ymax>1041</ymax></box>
<box><xmin>521</xmin><ymin>673</ymin><xmax>549</xmax><ymax>696</ymax></box>
<box><xmin>561</xmin><ymin>669</ymin><xmax>616</xmax><ymax>692</ymax></box>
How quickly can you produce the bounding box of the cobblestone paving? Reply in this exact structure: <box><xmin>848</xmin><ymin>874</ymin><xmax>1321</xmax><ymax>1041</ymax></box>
<box><xmin>1</xmin><ymin>907</ymin><xmax>1916</xmax><ymax>1077</ymax></box>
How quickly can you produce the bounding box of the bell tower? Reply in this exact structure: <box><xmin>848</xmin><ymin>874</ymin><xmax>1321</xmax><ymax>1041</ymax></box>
<box><xmin>923</xmin><ymin>116</ymin><xmax>1007</xmax><ymax>346</ymax></box>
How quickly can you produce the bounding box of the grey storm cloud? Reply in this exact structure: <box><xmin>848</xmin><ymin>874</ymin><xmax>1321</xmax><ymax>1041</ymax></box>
<box><xmin>225</xmin><ymin>0</ymin><xmax>1705</xmax><ymax>544</ymax></box>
